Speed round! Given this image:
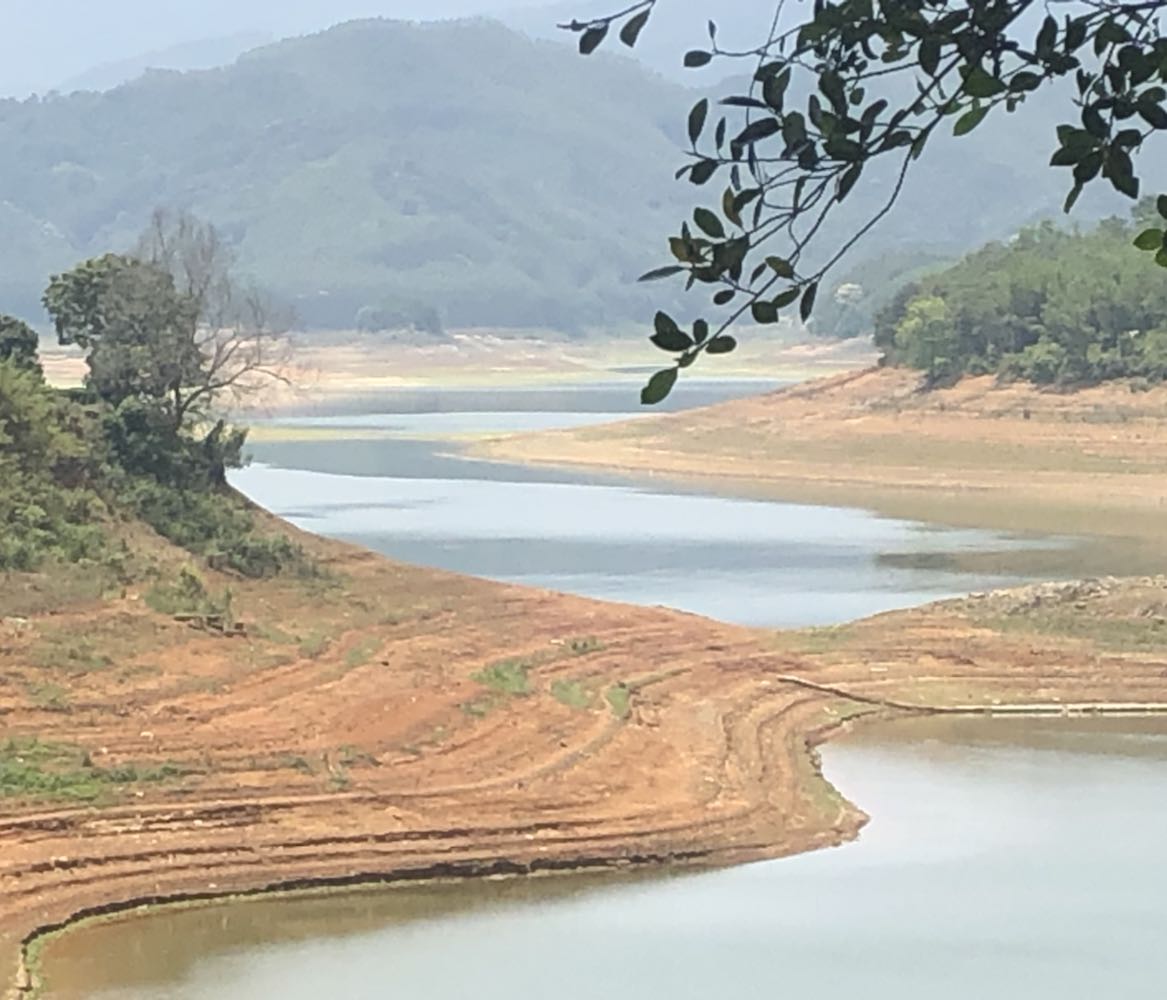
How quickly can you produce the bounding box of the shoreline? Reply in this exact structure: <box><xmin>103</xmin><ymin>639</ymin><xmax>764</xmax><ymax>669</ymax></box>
<box><xmin>7</xmin><ymin>368</ymin><xmax>1167</xmax><ymax>998</ymax></box>
<box><xmin>18</xmin><ymin>697</ymin><xmax>1167</xmax><ymax>998</ymax></box>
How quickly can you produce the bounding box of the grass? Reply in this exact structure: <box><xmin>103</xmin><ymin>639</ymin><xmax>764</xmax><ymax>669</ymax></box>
<box><xmin>605</xmin><ymin>683</ymin><xmax>632</xmax><ymax>720</ymax></box>
<box><xmin>26</xmin><ymin>681</ymin><xmax>71</xmax><ymax>711</ymax></box>
<box><xmin>0</xmin><ymin>737</ymin><xmax>191</xmax><ymax>803</ymax></box>
<box><xmin>975</xmin><ymin>611</ymin><xmax>1167</xmax><ymax>652</ymax></box>
<box><xmin>298</xmin><ymin>630</ymin><xmax>332</xmax><ymax>659</ymax></box>
<box><xmin>472</xmin><ymin>658</ymin><xmax>533</xmax><ymax>696</ymax></box>
<box><xmin>551</xmin><ymin>678</ymin><xmax>596</xmax><ymax>710</ymax></box>
<box><xmin>29</xmin><ymin>636</ymin><xmax>113</xmax><ymax>674</ymax></box>
<box><xmin>344</xmin><ymin>636</ymin><xmax>382</xmax><ymax>670</ymax></box>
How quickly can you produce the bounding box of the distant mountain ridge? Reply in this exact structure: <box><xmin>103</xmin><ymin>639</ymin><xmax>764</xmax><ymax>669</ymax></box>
<box><xmin>56</xmin><ymin>32</ymin><xmax>275</xmax><ymax>94</ymax></box>
<box><xmin>1</xmin><ymin>16</ymin><xmax>1161</xmax><ymax>335</ymax></box>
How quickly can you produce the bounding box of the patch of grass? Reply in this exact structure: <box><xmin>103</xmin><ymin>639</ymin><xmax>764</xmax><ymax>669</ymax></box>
<box><xmin>344</xmin><ymin>636</ymin><xmax>382</xmax><ymax>670</ymax></box>
<box><xmin>551</xmin><ymin>678</ymin><xmax>596</xmax><ymax>710</ymax></box>
<box><xmin>26</xmin><ymin>682</ymin><xmax>70</xmax><ymax>711</ymax></box>
<box><xmin>298</xmin><ymin>630</ymin><xmax>332</xmax><ymax>659</ymax></box>
<box><xmin>472</xmin><ymin>658</ymin><xmax>532</xmax><ymax>696</ymax></box>
<box><xmin>251</xmin><ymin>622</ymin><xmax>297</xmax><ymax>645</ymax></box>
<box><xmin>29</xmin><ymin>635</ymin><xmax>113</xmax><ymax>674</ymax></box>
<box><xmin>337</xmin><ymin>744</ymin><xmax>378</xmax><ymax>767</ymax></box>
<box><xmin>0</xmin><ymin>737</ymin><xmax>190</xmax><ymax>802</ymax></box>
<box><xmin>775</xmin><ymin>625</ymin><xmax>855</xmax><ymax>655</ymax></box>
<box><xmin>977</xmin><ymin>611</ymin><xmax>1167</xmax><ymax>652</ymax></box>
<box><xmin>460</xmin><ymin>693</ymin><xmax>503</xmax><ymax>718</ymax></box>
<box><xmin>605</xmin><ymin>683</ymin><xmax>632</xmax><ymax>720</ymax></box>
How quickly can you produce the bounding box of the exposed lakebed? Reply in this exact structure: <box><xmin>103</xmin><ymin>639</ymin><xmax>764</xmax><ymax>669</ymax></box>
<box><xmin>37</xmin><ymin>382</ymin><xmax>1167</xmax><ymax>998</ymax></box>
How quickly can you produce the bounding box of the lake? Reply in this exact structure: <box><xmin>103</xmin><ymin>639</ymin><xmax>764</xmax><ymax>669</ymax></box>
<box><xmin>235</xmin><ymin>382</ymin><xmax>1064</xmax><ymax>627</ymax></box>
<box><xmin>35</xmin><ymin>382</ymin><xmax>1166</xmax><ymax>999</ymax></box>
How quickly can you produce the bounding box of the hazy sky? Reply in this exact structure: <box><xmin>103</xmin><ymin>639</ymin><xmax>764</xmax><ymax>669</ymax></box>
<box><xmin>0</xmin><ymin>0</ymin><xmax>558</xmax><ymax>96</ymax></box>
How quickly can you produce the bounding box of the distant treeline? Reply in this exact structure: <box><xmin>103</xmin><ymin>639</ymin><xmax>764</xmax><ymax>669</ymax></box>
<box><xmin>875</xmin><ymin>208</ymin><xmax>1167</xmax><ymax>387</ymax></box>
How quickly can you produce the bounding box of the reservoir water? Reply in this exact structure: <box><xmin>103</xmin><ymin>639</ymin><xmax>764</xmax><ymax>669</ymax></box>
<box><xmin>233</xmin><ymin>383</ymin><xmax>1062</xmax><ymax>627</ymax></box>
<box><xmin>37</xmin><ymin>383</ymin><xmax>1167</xmax><ymax>998</ymax></box>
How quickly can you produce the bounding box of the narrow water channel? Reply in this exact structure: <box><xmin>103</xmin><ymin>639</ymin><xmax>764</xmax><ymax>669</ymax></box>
<box><xmin>37</xmin><ymin>383</ymin><xmax>1167</xmax><ymax>998</ymax></box>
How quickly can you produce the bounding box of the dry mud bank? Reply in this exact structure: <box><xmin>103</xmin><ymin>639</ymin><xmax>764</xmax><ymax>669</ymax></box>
<box><xmin>4</xmin><ymin>515</ymin><xmax>1167</xmax><ymax>995</ymax></box>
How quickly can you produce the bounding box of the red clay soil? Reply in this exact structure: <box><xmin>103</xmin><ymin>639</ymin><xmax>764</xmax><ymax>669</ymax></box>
<box><xmin>3</xmin><ymin>536</ymin><xmax>1167</xmax><ymax>995</ymax></box>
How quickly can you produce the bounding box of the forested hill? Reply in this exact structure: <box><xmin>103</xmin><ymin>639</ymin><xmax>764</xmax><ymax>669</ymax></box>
<box><xmin>875</xmin><ymin>212</ymin><xmax>1167</xmax><ymax>387</ymax></box>
<box><xmin>0</xmin><ymin>17</ymin><xmax>1160</xmax><ymax>335</ymax></box>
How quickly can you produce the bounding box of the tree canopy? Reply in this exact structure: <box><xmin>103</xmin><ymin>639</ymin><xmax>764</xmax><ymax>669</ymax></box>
<box><xmin>568</xmin><ymin>1</ymin><xmax>1167</xmax><ymax>400</ymax></box>
<box><xmin>874</xmin><ymin>208</ymin><xmax>1167</xmax><ymax>386</ymax></box>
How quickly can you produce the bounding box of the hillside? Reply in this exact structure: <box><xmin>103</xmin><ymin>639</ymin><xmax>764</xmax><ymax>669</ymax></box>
<box><xmin>0</xmin><ymin>18</ymin><xmax>697</xmax><ymax>332</ymax></box>
<box><xmin>3</xmin><ymin>17</ymin><xmax>1165</xmax><ymax>337</ymax></box>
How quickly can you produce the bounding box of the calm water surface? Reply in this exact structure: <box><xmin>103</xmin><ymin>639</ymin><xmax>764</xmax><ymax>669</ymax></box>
<box><xmin>42</xmin><ymin>718</ymin><xmax>1167</xmax><ymax>999</ymax></box>
<box><xmin>235</xmin><ymin>384</ymin><xmax>1063</xmax><ymax>627</ymax></box>
<box><xmin>39</xmin><ymin>384</ymin><xmax>1164</xmax><ymax>998</ymax></box>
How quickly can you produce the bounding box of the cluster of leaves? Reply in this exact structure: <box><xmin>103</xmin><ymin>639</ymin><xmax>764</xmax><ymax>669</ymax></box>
<box><xmin>569</xmin><ymin>1</ymin><xmax>1167</xmax><ymax>400</ymax></box>
<box><xmin>1</xmin><ymin>241</ymin><xmax>301</xmax><ymax>576</ymax></box>
<box><xmin>874</xmin><ymin>207</ymin><xmax>1167</xmax><ymax>386</ymax></box>
<box><xmin>0</xmin><ymin>358</ymin><xmax>108</xmax><ymax>571</ymax></box>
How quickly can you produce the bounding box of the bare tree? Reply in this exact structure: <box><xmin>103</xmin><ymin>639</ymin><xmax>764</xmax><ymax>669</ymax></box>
<box><xmin>136</xmin><ymin>209</ymin><xmax>294</xmax><ymax>425</ymax></box>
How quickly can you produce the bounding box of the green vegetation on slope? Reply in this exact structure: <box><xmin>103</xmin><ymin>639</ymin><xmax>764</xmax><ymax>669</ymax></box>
<box><xmin>0</xmin><ymin>220</ymin><xmax>301</xmax><ymax>579</ymax></box>
<box><xmin>874</xmin><ymin>207</ymin><xmax>1167</xmax><ymax>387</ymax></box>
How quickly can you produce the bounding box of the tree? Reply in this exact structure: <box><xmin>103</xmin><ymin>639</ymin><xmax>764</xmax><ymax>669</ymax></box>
<box><xmin>0</xmin><ymin>315</ymin><xmax>42</xmax><ymax>376</ymax></box>
<box><xmin>135</xmin><ymin>209</ymin><xmax>293</xmax><ymax>426</ymax></box>
<box><xmin>42</xmin><ymin>211</ymin><xmax>291</xmax><ymax>430</ymax></box>
<box><xmin>566</xmin><ymin>1</ymin><xmax>1167</xmax><ymax>401</ymax></box>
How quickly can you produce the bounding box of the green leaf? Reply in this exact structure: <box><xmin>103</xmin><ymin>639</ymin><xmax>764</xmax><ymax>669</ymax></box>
<box><xmin>751</xmin><ymin>300</ymin><xmax>779</xmax><ymax>324</ymax></box>
<box><xmin>693</xmin><ymin>319</ymin><xmax>710</xmax><ymax>344</ymax></box>
<box><xmin>1138</xmin><ymin>103</ymin><xmax>1167</xmax><ymax>130</ymax></box>
<box><xmin>953</xmin><ymin>105</ymin><xmax>989</xmax><ymax>136</ymax></box>
<box><xmin>638</xmin><ymin>265</ymin><xmax>684</xmax><ymax>282</ymax></box>
<box><xmin>962</xmin><ymin>65</ymin><xmax>1006</xmax><ymax>99</ymax></box>
<box><xmin>766</xmin><ymin>256</ymin><xmax>795</xmax><ymax>279</ymax></box>
<box><xmin>1156</xmin><ymin>247</ymin><xmax>1167</xmax><ymax>268</ymax></box>
<box><xmin>688</xmin><ymin>160</ymin><xmax>719</xmax><ymax>185</ymax></box>
<box><xmin>1133</xmin><ymin>228</ymin><xmax>1165</xmax><ymax>251</ymax></box>
<box><xmin>684</xmin><ymin>50</ymin><xmax>713</xmax><ymax>68</ymax></box>
<box><xmin>579</xmin><ymin>25</ymin><xmax>607</xmax><ymax>55</ymax></box>
<box><xmin>651</xmin><ymin>311</ymin><xmax>692</xmax><ymax>352</ymax></box>
<box><xmin>641</xmin><ymin>367</ymin><xmax>678</xmax><ymax>405</ymax></box>
<box><xmin>688</xmin><ymin>99</ymin><xmax>709</xmax><ymax>146</ymax></box>
<box><xmin>836</xmin><ymin>163</ymin><xmax>862</xmax><ymax>201</ymax></box>
<box><xmin>799</xmin><ymin>282</ymin><xmax>818</xmax><ymax>323</ymax></box>
<box><xmin>1158</xmin><ymin>194</ymin><xmax>1167</xmax><ymax>220</ymax></box>
<box><xmin>1063</xmin><ymin>182</ymin><xmax>1084</xmax><ymax>213</ymax></box>
<box><xmin>713</xmin><ymin>289</ymin><xmax>735</xmax><ymax>306</ymax></box>
<box><xmin>706</xmin><ymin>336</ymin><xmax>737</xmax><ymax>355</ymax></box>
<box><xmin>619</xmin><ymin>9</ymin><xmax>651</xmax><ymax>48</ymax></box>
<box><xmin>693</xmin><ymin>208</ymin><xmax>725</xmax><ymax>239</ymax></box>
<box><xmin>772</xmin><ymin>287</ymin><xmax>801</xmax><ymax>309</ymax></box>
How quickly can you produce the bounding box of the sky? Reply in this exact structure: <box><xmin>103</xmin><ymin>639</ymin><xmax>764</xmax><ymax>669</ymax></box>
<box><xmin>0</xmin><ymin>0</ymin><xmax>558</xmax><ymax>96</ymax></box>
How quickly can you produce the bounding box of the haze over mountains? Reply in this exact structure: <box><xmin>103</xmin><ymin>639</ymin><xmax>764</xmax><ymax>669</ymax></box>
<box><xmin>1</xmin><ymin>13</ymin><xmax>1160</xmax><ymax>334</ymax></box>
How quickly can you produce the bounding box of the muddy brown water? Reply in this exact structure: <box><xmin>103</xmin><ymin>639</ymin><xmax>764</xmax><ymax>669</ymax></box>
<box><xmin>37</xmin><ymin>387</ymin><xmax>1167</xmax><ymax>998</ymax></box>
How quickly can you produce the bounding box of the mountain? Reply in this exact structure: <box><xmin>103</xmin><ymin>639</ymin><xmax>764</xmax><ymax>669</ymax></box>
<box><xmin>0</xmin><ymin>1</ymin><xmax>555</xmax><ymax>98</ymax></box>
<box><xmin>0</xmin><ymin>16</ymin><xmax>1161</xmax><ymax>335</ymax></box>
<box><xmin>56</xmin><ymin>33</ymin><xmax>275</xmax><ymax>94</ymax></box>
<box><xmin>0</xmin><ymin>18</ymin><xmax>698</xmax><ymax>330</ymax></box>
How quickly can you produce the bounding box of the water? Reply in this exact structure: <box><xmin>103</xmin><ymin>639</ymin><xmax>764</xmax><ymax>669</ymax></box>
<box><xmin>236</xmin><ymin>384</ymin><xmax>1061</xmax><ymax>627</ymax></box>
<box><xmin>41</xmin><ymin>718</ymin><xmax>1167</xmax><ymax>1000</ymax></box>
